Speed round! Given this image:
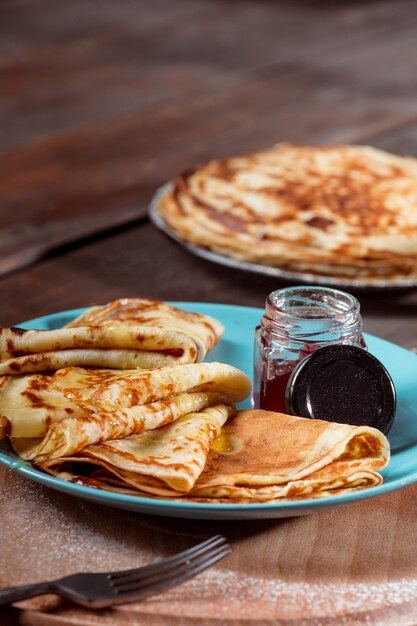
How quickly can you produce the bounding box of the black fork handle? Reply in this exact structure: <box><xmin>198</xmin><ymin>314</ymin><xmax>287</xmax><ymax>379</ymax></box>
<box><xmin>0</xmin><ymin>582</ymin><xmax>55</xmax><ymax>605</ymax></box>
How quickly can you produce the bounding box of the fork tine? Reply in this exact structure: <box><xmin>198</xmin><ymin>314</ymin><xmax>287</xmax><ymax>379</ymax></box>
<box><xmin>113</xmin><ymin>542</ymin><xmax>230</xmax><ymax>592</ymax></box>
<box><xmin>112</xmin><ymin>543</ymin><xmax>231</xmax><ymax>600</ymax></box>
<box><xmin>109</xmin><ymin>535</ymin><xmax>227</xmax><ymax>581</ymax></box>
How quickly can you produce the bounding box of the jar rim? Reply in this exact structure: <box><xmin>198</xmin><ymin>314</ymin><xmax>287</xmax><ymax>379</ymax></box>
<box><xmin>266</xmin><ymin>286</ymin><xmax>360</xmax><ymax>321</ymax></box>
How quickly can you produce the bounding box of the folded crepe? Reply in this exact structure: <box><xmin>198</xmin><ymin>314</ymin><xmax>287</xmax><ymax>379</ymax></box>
<box><xmin>67</xmin><ymin>298</ymin><xmax>224</xmax><ymax>361</ymax></box>
<box><xmin>189</xmin><ymin>410</ymin><xmax>390</xmax><ymax>500</ymax></box>
<box><xmin>39</xmin><ymin>409</ymin><xmax>390</xmax><ymax>501</ymax></box>
<box><xmin>3</xmin><ymin>362</ymin><xmax>251</xmax><ymax>461</ymax></box>
<box><xmin>42</xmin><ymin>404</ymin><xmax>234</xmax><ymax>496</ymax></box>
<box><xmin>0</xmin><ymin>299</ymin><xmax>224</xmax><ymax>375</ymax></box>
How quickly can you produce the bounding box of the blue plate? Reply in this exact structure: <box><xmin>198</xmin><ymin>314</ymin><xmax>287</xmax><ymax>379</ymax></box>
<box><xmin>1</xmin><ymin>302</ymin><xmax>416</xmax><ymax>520</ymax></box>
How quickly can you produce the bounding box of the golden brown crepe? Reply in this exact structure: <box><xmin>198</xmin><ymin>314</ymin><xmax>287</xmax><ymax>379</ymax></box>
<box><xmin>189</xmin><ymin>410</ymin><xmax>390</xmax><ymax>499</ymax></box>
<box><xmin>157</xmin><ymin>144</ymin><xmax>417</xmax><ymax>281</ymax></box>
<box><xmin>66</xmin><ymin>298</ymin><xmax>224</xmax><ymax>361</ymax></box>
<box><xmin>42</xmin><ymin>404</ymin><xmax>234</xmax><ymax>496</ymax></box>
<box><xmin>3</xmin><ymin>362</ymin><xmax>251</xmax><ymax>461</ymax></box>
<box><xmin>0</xmin><ymin>299</ymin><xmax>224</xmax><ymax>375</ymax></box>
<box><xmin>40</xmin><ymin>410</ymin><xmax>390</xmax><ymax>501</ymax></box>
<box><xmin>0</xmin><ymin>325</ymin><xmax>199</xmax><ymax>375</ymax></box>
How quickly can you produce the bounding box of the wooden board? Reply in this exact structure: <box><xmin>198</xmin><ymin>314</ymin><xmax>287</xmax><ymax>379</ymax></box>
<box><xmin>2</xmin><ymin>466</ymin><xmax>417</xmax><ymax>625</ymax></box>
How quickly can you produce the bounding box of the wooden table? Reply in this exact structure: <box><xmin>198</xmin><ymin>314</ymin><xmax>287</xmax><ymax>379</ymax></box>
<box><xmin>1</xmin><ymin>1</ymin><xmax>417</xmax><ymax>624</ymax></box>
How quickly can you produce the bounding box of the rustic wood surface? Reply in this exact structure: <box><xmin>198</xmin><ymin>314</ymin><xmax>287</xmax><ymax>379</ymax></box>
<box><xmin>1</xmin><ymin>0</ymin><xmax>417</xmax><ymax>624</ymax></box>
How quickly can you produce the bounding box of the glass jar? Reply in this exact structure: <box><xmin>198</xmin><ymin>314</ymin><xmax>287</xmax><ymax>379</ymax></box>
<box><xmin>253</xmin><ymin>286</ymin><xmax>366</xmax><ymax>413</ymax></box>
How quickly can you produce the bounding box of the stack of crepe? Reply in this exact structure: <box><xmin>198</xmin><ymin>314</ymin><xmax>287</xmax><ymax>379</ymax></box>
<box><xmin>0</xmin><ymin>298</ymin><xmax>390</xmax><ymax>502</ymax></box>
<box><xmin>0</xmin><ymin>299</ymin><xmax>239</xmax><ymax>449</ymax></box>
<box><xmin>156</xmin><ymin>143</ymin><xmax>417</xmax><ymax>281</ymax></box>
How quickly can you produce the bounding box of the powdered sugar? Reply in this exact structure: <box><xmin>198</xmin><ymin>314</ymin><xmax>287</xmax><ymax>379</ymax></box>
<box><xmin>135</xmin><ymin>569</ymin><xmax>417</xmax><ymax>623</ymax></box>
<box><xmin>0</xmin><ymin>469</ymin><xmax>159</xmax><ymax>586</ymax></box>
<box><xmin>2</xmin><ymin>468</ymin><xmax>416</xmax><ymax>624</ymax></box>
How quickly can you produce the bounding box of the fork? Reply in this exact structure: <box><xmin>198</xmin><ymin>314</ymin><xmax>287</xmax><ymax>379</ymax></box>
<box><xmin>0</xmin><ymin>534</ymin><xmax>230</xmax><ymax>608</ymax></box>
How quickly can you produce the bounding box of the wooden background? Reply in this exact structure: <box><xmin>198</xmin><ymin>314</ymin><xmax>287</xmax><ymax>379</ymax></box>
<box><xmin>1</xmin><ymin>0</ymin><xmax>417</xmax><ymax>624</ymax></box>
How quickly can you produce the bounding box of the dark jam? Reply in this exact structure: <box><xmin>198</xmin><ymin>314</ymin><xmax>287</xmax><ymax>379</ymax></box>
<box><xmin>259</xmin><ymin>366</ymin><xmax>292</xmax><ymax>413</ymax></box>
<box><xmin>254</xmin><ymin>343</ymin><xmax>317</xmax><ymax>413</ymax></box>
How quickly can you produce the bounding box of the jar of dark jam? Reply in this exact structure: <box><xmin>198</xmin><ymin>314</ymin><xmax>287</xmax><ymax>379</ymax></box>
<box><xmin>253</xmin><ymin>286</ymin><xmax>366</xmax><ymax>413</ymax></box>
